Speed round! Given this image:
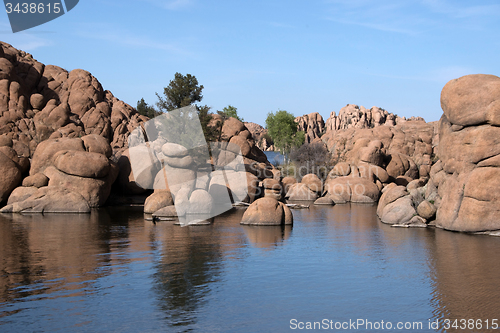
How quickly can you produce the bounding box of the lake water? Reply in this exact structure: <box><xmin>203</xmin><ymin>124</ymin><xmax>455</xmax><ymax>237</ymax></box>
<box><xmin>264</xmin><ymin>151</ymin><xmax>285</xmax><ymax>166</ymax></box>
<box><xmin>1</xmin><ymin>204</ymin><xmax>499</xmax><ymax>332</ymax></box>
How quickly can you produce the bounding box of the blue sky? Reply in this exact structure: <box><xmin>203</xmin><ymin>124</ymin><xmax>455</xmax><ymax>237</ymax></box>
<box><xmin>1</xmin><ymin>0</ymin><xmax>499</xmax><ymax>125</ymax></box>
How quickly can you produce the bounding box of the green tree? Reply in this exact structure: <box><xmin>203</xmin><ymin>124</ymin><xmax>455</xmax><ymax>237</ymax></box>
<box><xmin>154</xmin><ymin>73</ymin><xmax>223</xmax><ymax>156</ymax></box>
<box><xmin>221</xmin><ymin>105</ymin><xmax>243</xmax><ymax>122</ymax></box>
<box><xmin>265</xmin><ymin>110</ymin><xmax>305</xmax><ymax>159</ymax></box>
<box><xmin>136</xmin><ymin>98</ymin><xmax>161</xmax><ymax>119</ymax></box>
<box><xmin>156</xmin><ymin>72</ymin><xmax>204</xmax><ymax>112</ymax></box>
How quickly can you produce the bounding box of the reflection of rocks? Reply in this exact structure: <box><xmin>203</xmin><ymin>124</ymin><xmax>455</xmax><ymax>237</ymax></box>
<box><xmin>0</xmin><ymin>212</ymin><xmax>110</xmax><ymax>305</ymax></box>
<box><xmin>242</xmin><ymin>224</ymin><xmax>292</xmax><ymax>248</ymax></box>
<box><xmin>429</xmin><ymin>229</ymin><xmax>500</xmax><ymax>324</ymax></box>
<box><xmin>241</xmin><ymin>197</ymin><xmax>293</xmax><ymax>225</ymax></box>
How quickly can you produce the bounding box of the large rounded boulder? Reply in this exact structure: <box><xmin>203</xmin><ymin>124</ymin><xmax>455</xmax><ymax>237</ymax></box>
<box><xmin>241</xmin><ymin>197</ymin><xmax>293</xmax><ymax>226</ymax></box>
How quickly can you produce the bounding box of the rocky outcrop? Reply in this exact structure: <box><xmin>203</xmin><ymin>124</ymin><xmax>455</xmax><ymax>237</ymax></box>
<box><xmin>245</xmin><ymin>122</ymin><xmax>273</xmax><ymax>151</ymax></box>
<box><xmin>3</xmin><ymin>135</ymin><xmax>118</xmax><ymax>210</ymax></box>
<box><xmin>263</xmin><ymin>178</ymin><xmax>282</xmax><ymax>200</ymax></box>
<box><xmin>325</xmin><ymin>104</ymin><xmax>412</xmax><ymax>132</ymax></box>
<box><xmin>285</xmin><ymin>173</ymin><xmax>323</xmax><ymax>201</ymax></box>
<box><xmin>430</xmin><ymin>74</ymin><xmax>500</xmax><ymax>232</ymax></box>
<box><xmin>294</xmin><ymin>112</ymin><xmax>325</xmax><ymax>144</ymax></box>
<box><xmin>131</xmin><ymin>112</ymin><xmax>273</xmax><ymax>221</ymax></box>
<box><xmin>240</xmin><ymin>197</ymin><xmax>293</xmax><ymax>225</ymax></box>
<box><xmin>0</xmin><ymin>186</ymin><xmax>90</xmax><ymax>213</ymax></box>
<box><xmin>322</xmin><ymin>116</ymin><xmax>435</xmax><ymax>179</ymax></box>
<box><xmin>0</xmin><ymin>141</ymin><xmax>28</xmax><ymax>202</ymax></box>
<box><xmin>0</xmin><ymin>41</ymin><xmax>146</xmax><ymax>161</ymax></box>
<box><xmin>376</xmin><ymin>179</ymin><xmax>432</xmax><ymax>228</ymax></box>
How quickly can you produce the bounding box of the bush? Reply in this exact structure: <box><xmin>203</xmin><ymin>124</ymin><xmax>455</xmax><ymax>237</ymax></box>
<box><xmin>289</xmin><ymin>141</ymin><xmax>333</xmax><ymax>181</ymax></box>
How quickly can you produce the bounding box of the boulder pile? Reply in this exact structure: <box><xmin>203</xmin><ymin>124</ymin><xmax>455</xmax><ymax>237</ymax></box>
<box><xmin>1</xmin><ymin>134</ymin><xmax>118</xmax><ymax>213</ymax></box>
<box><xmin>429</xmin><ymin>74</ymin><xmax>500</xmax><ymax>232</ymax></box>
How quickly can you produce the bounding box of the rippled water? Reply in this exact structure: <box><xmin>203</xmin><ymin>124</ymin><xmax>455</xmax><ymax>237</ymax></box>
<box><xmin>0</xmin><ymin>204</ymin><xmax>499</xmax><ymax>332</ymax></box>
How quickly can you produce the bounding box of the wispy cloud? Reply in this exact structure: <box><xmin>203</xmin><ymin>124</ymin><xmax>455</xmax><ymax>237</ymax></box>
<box><xmin>323</xmin><ymin>0</ymin><xmax>500</xmax><ymax>35</ymax></box>
<box><xmin>325</xmin><ymin>17</ymin><xmax>418</xmax><ymax>35</ymax></box>
<box><xmin>269</xmin><ymin>22</ymin><xmax>295</xmax><ymax>29</ymax></box>
<box><xmin>75</xmin><ymin>23</ymin><xmax>194</xmax><ymax>57</ymax></box>
<box><xmin>429</xmin><ymin>66</ymin><xmax>478</xmax><ymax>82</ymax></box>
<box><xmin>0</xmin><ymin>23</ymin><xmax>53</xmax><ymax>51</ymax></box>
<box><xmin>140</xmin><ymin>0</ymin><xmax>193</xmax><ymax>11</ymax></box>
<box><xmin>323</xmin><ymin>1</ymin><xmax>427</xmax><ymax>35</ymax></box>
<box><xmin>359</xmin><ymin>65</ymin><xmax>477</xmax><ymax>83</ymax></box>
<box><xmin>421</xmin><ymin>0</ymin><xmax>500</xmax><ymax>19</ymax></box>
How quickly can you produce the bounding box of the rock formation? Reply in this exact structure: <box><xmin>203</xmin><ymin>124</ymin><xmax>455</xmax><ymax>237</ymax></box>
<box><xmin>0</xmin><ymin>41</ymin><xmax>146</xmax><ymax>157</ymax></box>
<box><xmin>325</xmin><ymin>104</ymin><xmax>410</xmax><ymax>132</ymax></box>
<box><xmin>0</xmin><ymin>41</ymin><xmax>147</xmax><ymax>206</ymax></box>
<box><xmin>128</xmin><ymin>112</ymin><xmax>274</xmax><ymax>220</ymax></box>
<box><xmin>321</xmin><ymin>117</ymin><xmax>436</xmax><ymax>179</ymax></box>
<box><xmin>1</xmin><ymin>134</ymin><xmax>118</xmax><ymax>212</ymax></box>
<box><xmin>294</xmin><ymin>112</ymin><xmax>325</xmax><ymax>144</ymax></box>
<box><xmin>428</xmin><ymin>74</ymin><xmax>500</xmax><ymax>232</ymax></box>
<box><xmin>244</xmin><ymin>122</ymin><xmax>273</xmax><ymax>151</ymax></box>
<box><xmin>240</xmin><ymin>197</ymin><xmax>293</xmax><ymax>225</ymax></box>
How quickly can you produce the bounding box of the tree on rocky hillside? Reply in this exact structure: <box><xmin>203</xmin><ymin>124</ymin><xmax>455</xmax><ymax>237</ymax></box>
<box><xmin>136</xmin><ymin>98</ymin><xmax>161</xmax><ymax>119</ymax></box>
<box><xmin>156</xmin><ymin>72</ymin><xmax>204</xmax><ymax>112</ymax></box>
<box><xmin>220</xmin><ymin>105</ymin><xmax>243</xmax><ymax>122</ymax></box>
<box><xmin>155</xmin><ymin>73</ymin><xmax>222</xmax><ymax>146</ymax></box>
<box><xmin>265</xmin><ymin>110</ymin><xmax>305</xmax><ymax>159</ymax></box>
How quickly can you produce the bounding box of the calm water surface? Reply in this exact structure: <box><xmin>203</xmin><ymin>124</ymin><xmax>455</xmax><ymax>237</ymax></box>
<box><xmin>0</xmin><ymin>204</ymin><xmax>499</xmax><ymax>332</ymax></box>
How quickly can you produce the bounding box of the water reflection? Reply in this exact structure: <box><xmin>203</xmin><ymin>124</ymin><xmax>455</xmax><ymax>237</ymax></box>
<box><xmin>242</xmin><ymin>225</ymin><xmax>292</xmax><ymax>249</ymax></box>
<box><xmin>150</xmin><ymin>221</ymin><xmax>224</xmax><ymax>330</ymax></box>
<box><xmin>0</xmin><ymin>212</ymin><xmax>110</xmax><ymax>308</ymax></box>
<box><xmin>428</xmin><ymin>230</ymin><xmax>500</xmax><ymax>332</ymax></box>
<box><xmin>0</xmin><ymin>206</ymin><xmax>499</xmax><ymax>332</ymax></box>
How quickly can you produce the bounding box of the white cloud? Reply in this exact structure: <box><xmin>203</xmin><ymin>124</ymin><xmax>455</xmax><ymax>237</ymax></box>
<box><xmin>421</xmin><ymin>0</ymin><xmax>500</xmax><ymax>19</ymax></box>
<box><xmin>323</xmin><ymin>1</ymin><xmax>427</xmax><ymax>35</ymax></box>
<box><xmin>430</xmin><ymin>66</ymin><xmax>477</xmax><ymax>82</ymax></box>
<box><xmin>324</xmin><ymin>0</ymin><xmax>500</xmax><ymax>35</ymax></box>
<box><xmin>75</xmin><ymin>23</ymin><xmax>194</xmax><ymax>58</ymax></box>
<box><xmin>359</xmin><ymin>65</ymin><xmax>477</xmax><ymax>83</ymax></box>
<box><xmin>0</xmin><ymin>23</ymin><xmax>53</xmax><ymax>51</ymax></box>
<box><xmin>140</xmin><ymin>0</ymin><xmax>193</xmax><ymax>11</ymax></box>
